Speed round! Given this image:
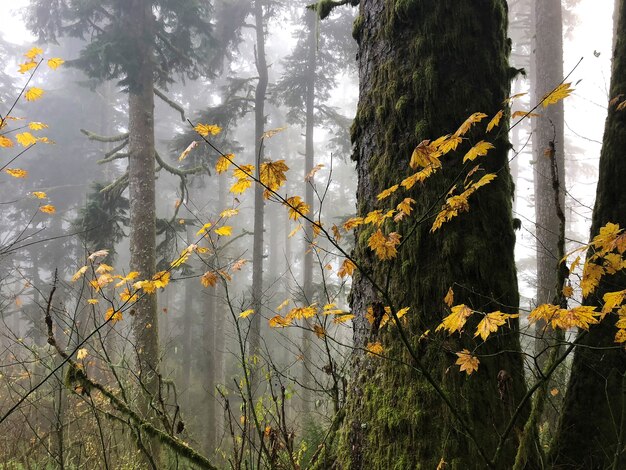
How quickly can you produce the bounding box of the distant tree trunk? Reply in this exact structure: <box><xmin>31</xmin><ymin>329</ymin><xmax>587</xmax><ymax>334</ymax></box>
<box><xmin>551</xmin><ymin>2</ymin><xmax>626</xmax><ymax>467</ymax></box>
<box><xmin>201</xmin><ymin>287</ymin><xmax>217</xmax><ymax>454</ymax></box>
<box><xmin>250</xmin><ymin>0</ymin><xmax>268</xmax><ymax>360</ymax></box>
<box><xmin>301</xmin><ymin>9</ymin><xmax>317</xmax><ymax>416</ymax></box>
<box><xmin>125</xmin><ymin>0</ymin><xmax>161</xmax><ymax>461</ymax></box>
<box><xmin>531</xmin><ymin>0</ymin><xmax>566</xmax><ymax>368</ymax></box>
<box><xmin>338</xmin><ymin>1</ymin><xmax>527</xmax><ymax>468</ymax></box>
<box><xmin>181</xmin><ymin>223</ymin><xmax>196</xmax><ymax>399</ymax></box>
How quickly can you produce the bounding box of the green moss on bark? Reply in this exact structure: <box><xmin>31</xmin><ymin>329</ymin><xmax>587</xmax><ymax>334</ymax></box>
<box><xmin>337</xmin><ymin>0</ymin><xmax>527</xmax><ymax>468</ymax></box>
<box><xmin>550</xmin><ymin>4</ymin><xmax>626</xmax><ymax>468</ymax></box>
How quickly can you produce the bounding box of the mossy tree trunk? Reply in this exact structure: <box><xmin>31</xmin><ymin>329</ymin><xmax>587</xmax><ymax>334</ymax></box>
<box><xmin>338</xmin><ymin>1</ymin><xmax>527</xmax><ymax>468</ymax></box>
<box><xmin>550</xmin><ymin>2</ymin><xmax>626</xmax><ymax>468</ymax></box>
<box><xmin>125</xmin><ymin>0</ymin><xmax>161</xmax><ymax>462</ymax></box>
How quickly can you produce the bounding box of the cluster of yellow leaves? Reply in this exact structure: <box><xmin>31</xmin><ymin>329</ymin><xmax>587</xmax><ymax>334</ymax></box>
<box><xmin>367</xmin><ymin>229</ymin><xmax>401</xmax><ymax>260</ymax></box>
<box><xmin>436</xmin><ymin>303</ymin><xmax>518</xmax><ymax>342</ymax></box>
<box><xmin>268</xmin><ymin>302</ymin><xmax>353</xmax><ymax>329</ymax></box>
<box><xmin>565</xmin><ymin>223</ymin><xmax>626</xmax><ymax>298</ymax></box>
<box><xmin>431</xmin><ymin>168</ymin><xmax>496</xmax><ymax>232</ymax></box>
<box><xmin>529</xmin><ymin>304</ymin><xmax>600</xmax><ymax>331</ymax></box>
<box><xmin>365</xmin><ymin>305</ymin><xmax>410</xmax><ymax>330</ymax></box>
<box><xmin>230</xmin><ymin>164</ymin><xmax>254</xmax><ymax>195</ymax></box>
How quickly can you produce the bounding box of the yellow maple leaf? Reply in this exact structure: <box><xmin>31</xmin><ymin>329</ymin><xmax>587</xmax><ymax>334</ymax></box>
<box><xmin>343</xmin><ymin>217</ymin><xmax>365</xmax><ymax>231</ymax></box>
<box><xmin>87</xmin><ymin>298</ymin><xmax>99</xmax><ymax>305</ymax></box>
<box><xmin>288</xmin><ymin>224</ymin><xmax>303</xmax><ymax>238</ymax></box>
<box><xmin>28</xmin><ymin>122</ymin><xmax>48</xmax><ymax>131</ymax></box>
<box><xmin>543</xmin><ymin>83</ymin><xmax>574</xmax><ymax>107</ymax></box>
<box><xmin>338</xmin><ymin>259</ymin><xmax>356</xmax><ymax>278</ymax></box>
<box><xmin>456</xmin><ymin>349</ymin><xmax>479</xmax><ymax>375</ymax></box>
<box><xmin>511</xmin><ymin>110</ymin><xmax>540</xmax><ymax>119</ymax></box>
<box><xmin>367</xmin><ymin>229</ymin><xmax>401</xmax><ymax>260</ymax></box>
<box><xmin>376</xmin><ymin>184</ymin><xmax>399</xmax><ymax>201</ymax></box>
<box><xmin>215</xmin><ymin>154</ymin><xmax>234</xmax><ymax>173</ymax></box>
<box><xmin>95</xmin><ymin>263</ymin><xmax>114</xmax><ymax>274</ymax></box>
<box><xmin>214</xmin><ymin>226</ymin><xmax>232</xmax><ymax>236</ymax></box>
<box><xmin>444</xmin><ymin>287</ymin><xmax>454</xmax><ymax>307</ymax></box>
<box><xmin>6</xmin><ymin>168</ymin><xmax>28</xmax><ymax>178</ymax></box>
<box><xmin>71</xmin><ymin>266</ymin><xmax>89</xmax><ymax>282</ymax></box>
<box><xmin>25</xmin><ymin>87</ymin><xmax>44</xmax><ymax>102</ymax></box>
<box><xmin>616</xmin><ymin>329</ymin><xmax>626</xmax><ymax>343</ymax></box>
<box><xmin>277</xmin><ymin>299</ymin><xmax>291</xmax><ymax>311</ymax></box>
<box><xmin>287</xmin><ymin>305</ymin><xmax>317</xmax><ymax>320</ymax></box>
<box><xmin>313</xmin><ymin>324</ymin><xmax>326</xmax><ymax>338</ymax></box>
<box><xmin>152</xmin><ymin>271</ymin><xmax>170</xmax><ymax>289</ymax></box>
<box><xmin>0</xmin><ymin>136</ymin><xmax>14</xmax><ymax>147</ymax></box>
<box><xmin>284</xmin><ymin>196</ymin><xmax>310</xmax><ymax>221</ymax></box>
<box><xmin>439</xmin><ymin>135</ymin><xmax>463</xmax><ymax>154</ymax></box>
<box><xmin>16</xmin><ymin>132</ymin><xmax>38</xmax><ymax>147</ymax></box>
<box><xmin>436</xmin><ymin>304</ymin><xmax>472</xmax><ymax>335</ymax></box>
<box><xmin>603</xmin><ymin>290</ymin><xmax>626</xmax><ymax>313</ymax></box>
<box><xmin>200</xmin><ymin>271</ymin><xmax>218</xmax><ymax>287</ymax></box>
<box><xmin>261</xmin><ymin>126</ymin><xmax>287</xmax><ymax>139</ymax></box>
<box><xmin>269</xmin><ymin>315</ymin><xmax>291</xmax><ymax>328</ymax></box>
<box><xmin>47</xmin><ymin>58</ymin><xmax>65</xmax><ymax>70</ymax></box>
<box><xmin>562</xmin><ymin>285</ymin><xmax>574</xmax><ymax>298</ymax></box>
<box><xmin>196</xmin><ymin>222</ymin><xmax>212</xmax><ymax>236</ymax></box>
<box><xmin>76</xmin><ymin>348</ymin><xmax>88</xmax><ymax>360</ymax></box>
<box><xmin>24</xmin><ymin>47</ymin><xmax>43</xmax><ymax>59</ymax></box>
<box><xmin>178</xmin><ymin>140</ymin><xmax>199</xmax><ymax>161</ymax></box>
<box><xmin>470</xmin><ymin>173</ymin><xmax>497</xmax><ymax>190</ymax></box>
<box><xmin>409</xmin><ymin>140</ymin><xmax>442</xmax><ymax>169</ymax></box>
<box><xmin>259</xmin><ymin>159</ymin><xmax>289</xmax><ymax>195</ymax></box>
<box><xmin>239</xmin><ymin>309</ymin><xmax>254</xmax><ymax>319</ymax></box>
<box><xmin>194</xmin><ymin>123</ymin><xmax>222</xmax><ymax>136</ymax></box>
<box><xmin>305</xmin><ymin>163</ymin><xmax>324</xmax><ymax>181</ymax></box>
<box><xmin>463</xmin><ymin>141</ymin><xmax>494</xmax><ymax>163</ymax></box>
<box><xmin>366</xmin><ymin>341</ymin><xmax>384</xmax><ymax>356</ymax></box>
<box><xmin>474</xmin><ymin>311</ymin><xmax>518</xmax><ymax>341</ymax></box>
<box><xmin>220</xmin><ymin>208</ymin><xmax>239</xmax><ymax>218</ymax></box>
<box><xmin>333</xmin><ymin>313</ymin><xmax>355</xmax><ymax>324</ymax></box>
<box><xmin>455</xmin><ymin>112</ymin><xmax>488</xmax><ymax>137</ymax></box>
<box><xmin>486</xmin><ymin>110</ymin><xmax>503</xmax><ymax>132</ymax></box>
<box><xmin>581</xmin><ymin>262</ymin><xmax>604</xmax><ymax>297</ymax></box>
<box><xmin>105</xmin><ymin>308</ymin><xmax>123</xmax><ymax>324</ymax></box>
<box><xmin>120</xmin><ymin>289</ymin><xmax>138</xmax><ymax>302</ymax></box>
<box><xmin>18</xmin><ymin>61</ymin><xmax>37</xmax><ymax>74</ymax></box>
<box><xmin>39</xmin><ymin>205</ymin><xmax>56</xmax><ymax>214</ymax></box>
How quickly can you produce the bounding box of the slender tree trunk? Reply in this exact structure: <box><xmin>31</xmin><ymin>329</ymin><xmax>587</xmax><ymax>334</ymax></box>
<box><xmin>181</xmin><ymin>223</ymin><xmax>195</xmax><ymax>400</ymax></box>
<box><xmin>301</xmin><ymin>9</ymin><xmax>317</xmax><ymax>416</ymax></box>
<box><xmin>531</xmin><ymin>0</ymin><xmax>566</xmax><ymax>369</ymax></box>
<box><xmin>338</xmin><ymin>1</ymin><xmax>527</xmax><ymax>468</ymax></box>
<box><xmin>551</xmin><ymin>2</ymin><xmax>626</xmax><ymax>467</ymax></box>
<box><xmin>250</xmin><ymin>0</ymin><xmax>268</xmax><ymax>361</ymax></box>
<box><xmin>202</xmin><ymin>287</ymin><xmax>217</xmax><ymax>454</ymax></box>
<box><xmin>125</xmin><ymin>0</ymin><xmax>160</xmax><ymax>462</ymax></box>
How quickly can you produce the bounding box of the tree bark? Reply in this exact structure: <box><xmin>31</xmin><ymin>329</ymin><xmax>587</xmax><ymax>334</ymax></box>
<box><xmin>301</xmin><ymin>9</ymin><xmax>317</xmax><ymax>416</ymax></box>
<box><xmin>250</xmin><ymin>0</ymin><xmax>268</xmax><ymax>362</ymax></box>
<box><xmin>531</xmin><ymin>0</ymin><xmax>566</xmax><ymax>368</ymax></box>
<box><xmin>551</xmin><ymin>2</ymin><xmax>626</xmax><ymax>467</ymax></box>
<box><xmin>125</xmin><ymin>0</ymin><xmax>160</xmax><ymax>462</ymax></box>
<box><xmin>338</xmin><ymin>1</ymin><xmax>527</xmax><ymax>468</ymax></box>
